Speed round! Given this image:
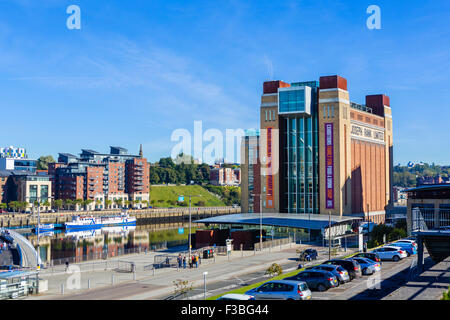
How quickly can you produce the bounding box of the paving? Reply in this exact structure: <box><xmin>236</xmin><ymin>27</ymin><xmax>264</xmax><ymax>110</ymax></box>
<box><xmin>382</xmin><ymin>255</ymin><xmax>450</xmax><ymax>300</ymax></box>
<box><xmin>27</xmin><ymin>242</ymin><xmax>349</xmax><ymax>300</ymax></box>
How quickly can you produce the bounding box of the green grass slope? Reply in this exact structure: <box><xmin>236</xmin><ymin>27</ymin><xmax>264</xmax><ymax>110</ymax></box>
<box><xmin>150</xmin><ymin>185</ymin><xmax>227</xmax><ymax>208</ymax></box>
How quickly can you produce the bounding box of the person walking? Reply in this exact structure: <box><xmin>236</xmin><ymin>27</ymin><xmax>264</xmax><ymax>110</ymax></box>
<box><xmin>183</xmin><ymin>256</ymin><xmax>186</xmax><ymax>269</ymax></box>
<box><xmin>195</xmin><ymin>255</ymin><xmax>199</xmax><ymax>268</ymax></box>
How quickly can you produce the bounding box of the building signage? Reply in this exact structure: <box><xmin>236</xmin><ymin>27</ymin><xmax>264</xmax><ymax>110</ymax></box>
<box><xmin>350</xmin><ymin>123</ymin><xmax>384</xmax><ymax>144</ymax></box>
<box><xmin>266</xmin><ymin>127</ymin><xmax>274</xmax><ymax>208</ymax></box>
<box><xmin>325</xmin><ymin>123</ymin><xmax>334</xmax><ymax>209</ymax></box>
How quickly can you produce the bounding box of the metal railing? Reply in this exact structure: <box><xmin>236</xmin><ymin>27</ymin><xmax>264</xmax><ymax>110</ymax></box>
<box><xmin>412</xmin><ymin>207</ymin><xmax>450</xmax><ymax>231</ymax></box>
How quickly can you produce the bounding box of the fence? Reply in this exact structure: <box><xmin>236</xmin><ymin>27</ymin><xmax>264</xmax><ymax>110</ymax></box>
<box><xmin>254</xmin><ymin>237</ymin><xmax>292</xmax><ymax>251</ymax></box>
<box><xmin>0</xmin><ymin>271</ymin><xmax>38</xmax><ymax>300</ymax></box>
<box><xmin>412</xmin><ymin>207</ymin><xmax>450</xmax><ymax>231</ymax></box>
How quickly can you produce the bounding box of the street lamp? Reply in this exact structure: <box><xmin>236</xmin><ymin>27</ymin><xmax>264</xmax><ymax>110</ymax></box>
<box><xmin>250</xmin><ymin>192</ymin><xmax>263</xmax><ymax>251</ymax></box>
<box><xmin>27</xmin><ymin>194</ymin><xmax>53</xmax><ymax>294</ymax></box>
<box><xmin>178</xmin><ymin>194</ymin><xmax>201</xmax><ymax>261</ymax></box>
<box><xmin>203</xmin><ymin>271</ymin><xmax>208</xmax><ymax>300</ymax></box>
<box><xmin>328</xmin><ymin>211</ymin><xmax>331</xmax><ymax>261</ymax></box>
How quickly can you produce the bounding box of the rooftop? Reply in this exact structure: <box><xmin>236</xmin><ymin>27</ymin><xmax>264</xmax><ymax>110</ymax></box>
<box><xmin>195</xmin><ymin>213</ymin><xmax>362</xmax><ymax>230</ymax></box>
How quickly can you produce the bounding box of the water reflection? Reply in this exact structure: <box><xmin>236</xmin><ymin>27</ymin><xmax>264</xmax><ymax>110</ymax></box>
<box><xmin>23</xmin><ymin>225</ymin><xmax>192</xmax><ymax>266</ymax></box>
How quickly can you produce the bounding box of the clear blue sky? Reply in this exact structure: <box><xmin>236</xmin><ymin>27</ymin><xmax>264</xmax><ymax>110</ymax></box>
<box><xmin>1</xmin><ymin>0</ymin><xmax>449</xmax><ymax>165</ymax></box>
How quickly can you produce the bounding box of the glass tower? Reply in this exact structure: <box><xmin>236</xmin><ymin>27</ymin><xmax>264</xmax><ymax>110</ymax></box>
<box><xmin>279</xmin><ymin>81</ymin><xmax>319</xmax><ymax>214</ymax></box>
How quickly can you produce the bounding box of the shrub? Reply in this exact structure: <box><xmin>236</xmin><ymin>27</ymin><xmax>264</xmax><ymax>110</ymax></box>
<box><xmin>265</xmin><ymin>263</ymin><xmax>283</xmax><ymax>277</ymax></box>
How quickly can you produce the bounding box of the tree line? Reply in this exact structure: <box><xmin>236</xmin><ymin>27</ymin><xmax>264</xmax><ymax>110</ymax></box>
<box><xmin>394</xmin><ymin>163</ymin><xmax>450</xmax><ymax>188</ymax></box>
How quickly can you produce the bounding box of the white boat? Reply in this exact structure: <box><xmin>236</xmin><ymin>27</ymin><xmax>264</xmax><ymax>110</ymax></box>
<box><xmin>65</xmin><ymin>212</ymin><xmax>136</xmax><ymax>230</ymax></box>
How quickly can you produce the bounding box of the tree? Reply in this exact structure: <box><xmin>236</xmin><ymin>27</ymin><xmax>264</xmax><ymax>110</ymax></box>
<box><xmin>0</xmin><ymin>203</ymin><xmax>7</xmax><ymax>211</ymax></box>
<box><xmin>64</xmin><ymin>199</ymin><xmax>74</xmax><ymax>210</ymax></box>
<box><xmin>37</xmin><ymin>155</ymin><xmax>56</xmax><ymax>171</ymax></box>
<box><xmin>105</xmin><ymin>199</ymin><xmax>112</xmax><ymax>209</ymax></box>
<box><xmin>54</xmin><ymin>199</ymin><xmax>63</xmax><ymax>212</ymax></box>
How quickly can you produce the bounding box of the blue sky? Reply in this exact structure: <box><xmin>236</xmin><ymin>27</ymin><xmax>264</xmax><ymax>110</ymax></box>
<box><xmin>0</xmin><ymin>0</ymin><xmax>449</xmax><ymax>165</ymax></box>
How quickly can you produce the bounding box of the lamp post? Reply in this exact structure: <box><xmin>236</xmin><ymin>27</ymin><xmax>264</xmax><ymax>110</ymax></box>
<box><xmin>203</xmin><ymin>271</ymin><xmax>208</xmax><ymax>300</ymax></box>
<box><xmin>178</xmin><ymin>194</ymin><xmax>201</xmax><ymax>261</ymax></box>
<box><xmin>250</xmin><ymin>192</ymin><xmax>263</xmax><ymax>251</ymax></box>
<box><xmin>28</xmin><ymin>194</ymin><xmax>53</xmax><ymax>294</ymax></box>
<box><xmin>328</xmin><ymin>211</ymin><xmax>331</xmax><ymax>261</ymax></box>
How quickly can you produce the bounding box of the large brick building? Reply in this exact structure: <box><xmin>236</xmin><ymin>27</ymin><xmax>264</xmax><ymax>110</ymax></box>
<box><xmin>49</xmin><ymin>146</ymin><xmax>150</xmax><ymax>209</ymax></box>
<box><xmin>241</xmin><ymin>75</ymin><xmax>393</xmax><ymax>223</ymax></box>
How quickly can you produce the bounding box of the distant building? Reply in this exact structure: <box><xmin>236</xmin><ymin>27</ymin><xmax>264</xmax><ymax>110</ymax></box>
<box><xmin>393</xmin><ymin>186</ymin><xmax>408</xmax><ymax>206</ymax></box>
<box><xmin>417</xmin><ymin>175</ymin><xmax>444</xmax><ymax>186</ymax></box>
<box><xmin>0</xmin><ymin>146</ymin><xmax>37</xmax><ymax>173</ymax></box>
<box><xmin>5</xmin><ymin>171</ymin><xmax>52</xmax><ymax>210</ymax></box>
<box><xmin>49</xmin><ymin>146</ymin><xmax>150</xmax><ymax>210</ymax></box>
<box><xmin>240</xmin><ymin>131</ymin><xmax>260</xmax><ymax>213</ymax></box>
<box><xmin>209</xmin><ymin>167</ymin><xmax>241</xmax><ymax>186</ymax></box>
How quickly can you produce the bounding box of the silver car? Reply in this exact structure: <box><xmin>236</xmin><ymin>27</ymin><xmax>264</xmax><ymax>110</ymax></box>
<box><xmin>245</xmin><ymin>280</ymin><xmax>312</xmax><ymax>300</ymax></box>
<box><xmin>351</xmin><ymin>257</ymin><xmax>381</xmax><ymax>275</ymax></box>
<box><xmin>372</xmin><ymin>246</ymin><xmax>408</xmax><ymax>261</ymax></box>
<box><xmin>309</xmin><ymin>264</ymin><xmax>350</xmax><ymax>284</ymax></box>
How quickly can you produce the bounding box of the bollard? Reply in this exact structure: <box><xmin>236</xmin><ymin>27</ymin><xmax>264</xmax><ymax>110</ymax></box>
<box><xmin>133</xmin><ymin>272</ymin><xmax>136</xmax><ymax>281</ymax></box>
<box><xmin>61</xmin><ymin>283</ymin><xmax>65</xmax><ymax>294</ymax></box>
<box><xmin>88</xmin><ymin>279</ymin><xmax>91</xmax><ymax>289</ymax></box>
<box><xmin>153</xmin><ymin>268</ymin><xmax>155</xmax><ymax>277</ymax></box>
<box><xmin>111</xmin><ymin>274</ymin><xmax>114</xmax><ymax>285</ymax></box>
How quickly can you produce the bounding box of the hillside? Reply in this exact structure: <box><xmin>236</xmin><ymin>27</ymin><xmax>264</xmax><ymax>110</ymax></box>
<box><xmin>149</xmin><ymin>185</ymin><xmax>227</xmax><ymax>208</ymax></box>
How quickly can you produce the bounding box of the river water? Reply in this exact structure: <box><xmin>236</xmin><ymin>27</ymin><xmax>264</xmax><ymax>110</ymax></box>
<box><xmin>21</xmin><ymin>224</ymin><xmax>195</xmax><ymax>266</ymax></box>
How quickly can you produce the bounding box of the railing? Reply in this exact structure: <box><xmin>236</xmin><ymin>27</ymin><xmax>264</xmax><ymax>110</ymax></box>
<box><xmin>412</xmin><ymin>207</ymin><xmax>450</xmax><ymax>231</ymax></box>
<box><xmin>254</xmin><ymin>237</ymin><xmax>292</xmax><ymax>251</ymax></box>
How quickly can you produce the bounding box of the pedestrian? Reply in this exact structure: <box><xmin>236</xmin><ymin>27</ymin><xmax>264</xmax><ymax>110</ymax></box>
<box><xmin>189</xmin><ymin>256</ymin><xmax>192</xmax><ymax>268</ymax></box>
<box><xmin>191</xmin><ymin>255</ymin><xmax>195</xmax><ymax>268</ymax></box>
<box><xmin>65</xmin><ymin>261</ymin><xmax>69</xmax><ymax>271</ymax></box>
<box><xmin>177</xmin><ymin>254</ymin><xmax>182</xmax><ymax>268</ymax></box>
<box><xmin>183</xmin><ymin>256</ymin><xmax>186</xmax><ymax>269</ymax></box>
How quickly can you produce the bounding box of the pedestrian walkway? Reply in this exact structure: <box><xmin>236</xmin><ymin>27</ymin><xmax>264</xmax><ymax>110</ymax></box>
<box><xmin>28</xmin><ymin>242</ymin><xmax>352</xmax><ymax>300</ymax></box>
<box><xmin>383</xmin><ymin>256</ymin><xmax>450</xmax><ymax>300</ymax></box>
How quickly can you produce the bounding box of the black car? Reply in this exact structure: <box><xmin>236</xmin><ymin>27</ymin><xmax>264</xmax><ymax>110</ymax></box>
<box><xmin>323</xmin><ymin>259</ymin><xmax>362</xmax><ymax>280</ymax></box>
<box><xmin>299</xmin><ymin>249</ymin><xmax>318</xmax><ymax>261</ymax></box>
<box><xmin>285</xmin><ymin>270</ymin><xmax>338</xmax><ymax>292</ymax></box>
<box><xmin>353</xmin><ymin>252</ymin><xmax>382</xmax><ymax>264</ymax></box>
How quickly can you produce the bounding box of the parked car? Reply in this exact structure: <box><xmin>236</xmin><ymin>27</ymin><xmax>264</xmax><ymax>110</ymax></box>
<box><xmin>353</xmin><ymin>252</ymin><xmax>382</xmax><ymax>264</ymax></box>
<box><xmin>245</xmin><ymin>280</ymin><xmax>311</xmax><ymax>300</ymax></box>
<box><xmin>395</xmin><ymin>239</ymin><xmax>417</xmax><ymax>248</ymax></box>
<box><xmin>299</xmin><ymin>249</ymin><xmax>318</xmax><ymax>261</ymax></box>
<box><xmin>323</xmin><ymin>259</ymin><xmax>362</xmax><ymax>280</ymax></box>
<box><xmin>308</xmin><ymin>264</ymin><xmax>350</xmax><ymax>284</ymax></box>
<box><xmin>351</xmin><ymin>257</ymin><xmax>381</xmax><ymax>275</ymax></box>
<box><xmin>372</xmin><ymin>246</ymin><xmax>407</xmax><ymax>261</ymax></box>
<box><xmin>284</xmin><ymin>270</ymin><xmax>338</xmax><ymax>292</ymax></box>
<box><xmin>360</xmin><ymin>222</ymin><xmax>377</xmax><ymax>233</ymax></box>
<box><xmin>217</xmin><ymin>293</ymin><xmax>255</xmax><ymax>300</ymax></box>
<box><xmin>390</xmin><ymin>241</ymin><xmax>417</xmax><ymax>256</ymax></box>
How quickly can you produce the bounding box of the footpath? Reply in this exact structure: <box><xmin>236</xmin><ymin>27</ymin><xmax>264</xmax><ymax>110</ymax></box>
<box><xmin>27</xmin><ymin>242</ymin><xmax>351</xmax><ymax>300</ymax></box>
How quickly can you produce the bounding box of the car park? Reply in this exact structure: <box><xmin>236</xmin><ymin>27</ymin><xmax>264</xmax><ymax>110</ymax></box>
<box><xmin>323</xmin><ymin>259</ymin><xmax>362</xmax><ymax>280</ymax></box>
<box><xmin>245</xmin><ymin>280</ymin><xmax>311</xmax><ymax>300</ymax></box>
<box><xmin>353</xmin><ymin>252</ymin><xmax>382</xmax><ymax>264</ymax></box>
<box><xmin>308</xmin><ymin>264</ymin><xmax>350</xmax><ymax>284</ymax></box>
<box><xmin>390</xmin><ymin>241</ymin><xmax>417</xmax><ymax>256</ymax></box>
<box><xmin>284</xmin><ymin>270</ymin><xmax>338</xmax><ymax>292</ymax></box>
<box><xmin>217</xmin><ymin>293</ymin><xmax>255</xmax><ymax>300</ymax></box>
<box><xmin>372</xmin><ymin>246</ymin><xmax>407</xmax><ymax>261</ymax></box>
<box><xmin>351</xmin><ymin>257</ymin><xmax>381</xmax><ymax>275</ymax></box>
